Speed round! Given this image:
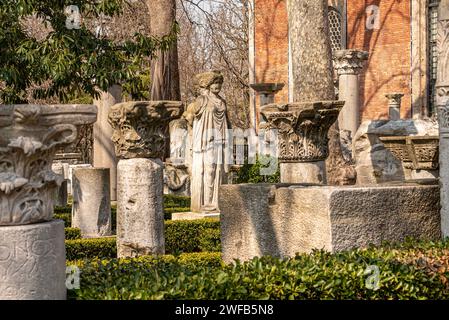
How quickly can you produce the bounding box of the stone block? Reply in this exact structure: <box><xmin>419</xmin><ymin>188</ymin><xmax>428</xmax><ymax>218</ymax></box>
<box><xmin>117</xmin><ymin>158</ymin><xmax>165</xmax><ymax>258</ymax></box>
<box><xmin>219</xmin><ymin>182</ymin><xmax>441</xmax><ymax>263</ymax></box>
<box><xmin>72</xmin><ymin>168</ymin><xmax>112</xmax><ymax>238</ymax></box>
<box><xmin>0</xmin><ymin>220</ymin><xmax>66</xmax><ymax>300</ymax></box>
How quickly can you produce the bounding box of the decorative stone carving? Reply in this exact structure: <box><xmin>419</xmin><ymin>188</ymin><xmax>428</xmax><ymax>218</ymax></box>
<box><xmin>108</xmin><ymin>101</ymin><xmax>184</xmax><ymax>159</ymax></box>
<box><xmin>261</xmin><ymin>101</ymin><xmax>344</xmax><ymax>163</ymax></box>
<box><xmin>0</xmin><ymin>104</ymin><xmax>97</xmax><ymax>226</ymax></box>
<box><xmin>333</xmin><ymin>49</ymin><xmax>368</xmax><ymax>75</ymax></box>
<box><xmin>164</xmin><ymin>162</ymin><xmax>190</xmax><ymax>196</ymax></box>
<box><xmin>379</xmin><ymin>136</ymin><xmax>439</xmax><ymax>171</ymax></box>
<box><xmin>436</xmin><ymin>2</ymin><xmax>449</xmax><ymax>108</ymax></box>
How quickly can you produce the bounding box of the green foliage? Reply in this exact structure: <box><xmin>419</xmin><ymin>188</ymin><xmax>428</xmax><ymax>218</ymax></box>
<box><xmin>66</xmin><ymin>237</ymin><xmax>117</xmax><ymax>261</ymax></box>
<box><xmin>65</xmin><ymin>219</ymin><xmax>221</xmax><ymax>259</ymax></box>
<box><xmin>235</xmin><ymin>155</ymin><xmax>280</xmax><ymax>184</ymax></box>
<box><xmin>65</xmin><ymin>227</ymin><xmax>82</xmax><ymax>240</ymax></box>
<box><xmin>0</xmin><ymin>0</ymin><xmax>177</xmax><ymax>103</ymax></box>
<box><xmin>163</xmin><ymin>207</ymin><xmax>190</xmax><ymax>220</ymax></box>
<box><xmin>70</xmin><ymin>240</ymin><xmax>449</xmax><ymax>300</ymax></box>
<box><xmin>54</xmin><ymin>213</ymin><xmax>71</xmax><ymax>228</ymax></box>
<box><xmin>165</xmin><ymin>219</ymin><xmax>221</xmax><ymax>254</ymax></box>
<box><xmin>164</xmin><ymin>194</ymin><xmax>191</xmax><ymax>208</ymax></box>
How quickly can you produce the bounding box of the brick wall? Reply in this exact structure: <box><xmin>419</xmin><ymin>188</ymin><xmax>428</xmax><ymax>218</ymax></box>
<box><xmin>254</xmin><ymin>0</ymin><xmax>289</xmax><ymax>114</ymax></box>
<box><xmin>347</xmin><ymin>0</ymin><xmax>412</xmax><ymax>121</ymax></box>
<box><xmin>253</xmin><ymin>0</ymin><xmax>414</xmax><ymax>122</ymax></box>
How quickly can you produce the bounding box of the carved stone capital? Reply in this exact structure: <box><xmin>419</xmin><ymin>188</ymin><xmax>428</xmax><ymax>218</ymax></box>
<box><xmin>108</xmin><ymin>101</ymin><xmax>184</xmax><ymax>159</ymax></box>
<box><xmin>333</xmin><ymin>49</ymin><xmax>369</xmax><ymax>76</ymax></box>
<box><xmin>261</xmin><ymin>101</ymin><xmax>344</xmax><ymax>162</ymax></box>
<box><xmin>438</xmin><ymin>105</ymin><xmax>449</xmax><ymax>132</ymax></box>
<box><xmin>0</xmin><ymin>104</ymin><xmax>97</xmax><ymax>226</ymax></box>
<box><xmin>385</xmin><ymin>93</ymin><xmax>405</xmax><ymax>106</ymax></box>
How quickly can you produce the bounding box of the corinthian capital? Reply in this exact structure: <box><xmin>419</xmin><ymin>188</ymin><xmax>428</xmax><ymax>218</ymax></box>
<box><xmin>108</xmin><ymin>101</ymin><xmax>184</xmax><ymax>159</ymax></box>
<box><xmin>261</xmin><ymin>101</ymin><xmax>344</xmax><ymax>162</ymax></box>
<box><xmin>333</xmin><ymin>49</ymin><xmax>369</xmax><ymax>75</ymax></box>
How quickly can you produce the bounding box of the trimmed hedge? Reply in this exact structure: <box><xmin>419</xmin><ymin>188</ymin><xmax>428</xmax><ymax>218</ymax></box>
<box><xmin>66</xmin><ymin>238</ymin><xmax>117</xmax><ymax>261</ymax></box>
<box><xmin>70</xmin><ymin>239</ymin><xmax>449</xmax><ymax>300</ymax></box>
<box><xmin>65</xmin><ymin>228</ymin><xmax>82</xmax><ymax>240</ymax></box>
<box><xmin>65</xmin><ymin>219</ymin><xmax>221</xmax><ymax>259</ymax></box>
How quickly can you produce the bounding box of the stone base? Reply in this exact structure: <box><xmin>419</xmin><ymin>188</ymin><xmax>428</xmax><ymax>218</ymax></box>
<box><xmin>280</xmin><ymin>161</ymin><xmax>326</xmax><ymax>184</ymax></box>
<box><xmin>117</xmin><ymin>158</ymin><xmax>165</xmax><ymax>258</ymax></box>
<box><xmin>172</xmin><ymin>212</ymin><xmax>220</xmax><ymax>221</ymax></box>
<box><xmin>0</xmin><ymin>220</ymin><xmax>66</xmax><ymax>300</ymax></box>
<box><xmin>219</xmin><ymin>182</ymin><xmax>441</xmax><ymax>263</ymax></box>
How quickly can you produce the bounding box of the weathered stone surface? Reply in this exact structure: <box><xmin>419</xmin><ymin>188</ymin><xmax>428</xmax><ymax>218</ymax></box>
<box><xmin>117</xmin><ymin>158</ymin><xmax>165</xmax><ymax>258</ymax></box>
<box><xmin>172</xmin><ymin>212</ymin><xmax>220</xmax><ymax>221</ymax></box>
<box><xmin>354</xmin><ymin>119</ymin><xmax>439</xmax><ymax>184</ymax></box>
<box><xmin>0</xmin><ymin>104</ymin><xmax>97</xmax><ymax>225</ymax></box>
<box><xmin>287</xmin><ymin>0</ymin><xmax>334</xmax><ymax>102</ymax></box>
<box><xmin>280</xmin><ymin>162</ymin><xmax>326</xmax><ymax>184</ymax></box>
<box><xmin>108</xmin><ymin>101</ymin><xmax>183</xmax><ymax>159</ymax></box>
<box><xmin>164</xmin><ymin>162</ymin><xmax>190</xmax><ymax>197</ymax></box>
<box><xmin>51</xmin><ymin>162</ymin><xmax>68</xmax><ymax>207</ymax></box>
<box><xmin>0</xmin><ymin>220</ymin><xmax>66</xmax><ymax>300</ymax></box>
<box><xmin>93</xmin><ymin>85</ymin><xmax>122</xmax><ymax>201</ymax></box>
<box><xmin>72</xmin><ymin>168</ymin><xmax>111</xmax><ymax>238</ymax></box>
<box><xmin>333</xmin><ymin>49</ymin><xmax>368</xmax><ymax>141</ymax></box>
<box><xmin>386</xmin><ymin>93</ymin><xmax>404</xmax><ymax>121</ymax></box>
<box><xmin>219</xmin><ymin>183</ymin><xmax>441</xmax><ymax>262</ymax></box>
<box><xmin>67</xmin><ymin>164</ymin><xmax>92</xmax><ymax>196</ymax></box>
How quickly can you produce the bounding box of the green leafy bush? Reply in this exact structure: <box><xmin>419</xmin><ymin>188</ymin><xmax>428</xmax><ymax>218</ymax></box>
<box><xmin>165</xmin><ymin>219</ymin><xmax>220</xmax><ymax>254</ymax></box>
<box><xmin>164</xmin><ymin>194</ymin><xmax>191</xmax><ymax>208</ymax></box>
<box><xmin>66</xmin><ymin>238</ymin><xmax>117</xmax><ymax>261</ymax></box>
<box><xmin>65</xmin><ymin>219</ymin><xmax>221</xmax><ymax>259</ymax></box>
<box><xmin>55</xmin><ymin>213</ymin><xmax>71</xmax><ymax>228</ymax></box>
<box><xmin>235</xmin><ymin>156</ymin><xmax>280</xmax><ymax>184</ymax></box>
<box><xmin>65</xmin><ymin>228</ymin><xmax>82</xmax><ymax>240</ymax></box>
<box><xmin>163</xmin><ymin>207</ymin><xmax>190</xmax><ymax>220</ymax></box>
<box><xmin>70</xmin><ymin>240</ymin><xmax>449</xmax><ymax>300</ymax></box>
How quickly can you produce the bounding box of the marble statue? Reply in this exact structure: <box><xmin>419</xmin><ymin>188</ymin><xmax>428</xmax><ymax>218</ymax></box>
<box><xmin>184</xmin><ymin>71</ymin><xmax>231</xmax><ymax>213</ymax></box>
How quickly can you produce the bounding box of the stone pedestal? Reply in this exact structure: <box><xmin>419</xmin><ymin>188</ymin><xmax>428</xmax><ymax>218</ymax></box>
<box><xmin>0</xmin><ymin>220</ymin><xmax>66</xmax><ymax>300</ymax></box>
<box><xmin>67</xmin><ymin>164</ymin><xmax>92</xmax><ymax>196</ymax></box>
<box><xmin>386</xmin><ymin>93</ymin><xmax>404</xmax><ymax>121</ymax></box>
<box><xmin>93</xmin><ymin>85</ymin><xmax>122</xmax><ymax>201</ymax></box>
<box><xmin>333</xmin><ymin>49</ymin><xmax>368</xmax><ymax>138</ymax></box>
<box><xmin>117</xmin><ymin>158</ymin><xmax>165</xmax><ymax>257</ymax></box>
<box><xmin>108</xmin><ymin>101</ymin><xmax>183</xmax><ymax>258</ymax></box>
<box><xmin>72</xmin><ymin>168</ymin><xmax>111</xmax><ymax>238</ymax></box>
<box><xmin>52</xmin><ymin>162</ymin><xmax>68</xmax><ymax>207</ymax></box>
<box><xmin>261</xmin><ymin>101</ymin><xmax>343</xmax><ymax>184</ymax></box>
<box><xmin>280</xmin><ymin>162</ymin><xmax>325</xmax><ymax>184</ymax></box>
<box><xmin>219</xmin><ymin>182</ymin><xmax>441</xmax><ymax>263</ymax></box>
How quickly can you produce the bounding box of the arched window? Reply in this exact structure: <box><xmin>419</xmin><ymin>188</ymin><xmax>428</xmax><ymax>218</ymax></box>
<box><xmin>328</xmin><ymin>6</ymin><xmax>343</xmax><ymax>52</ymax></box>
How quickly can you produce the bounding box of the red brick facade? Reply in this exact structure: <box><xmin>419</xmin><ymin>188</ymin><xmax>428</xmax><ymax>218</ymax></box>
<box><xmin>253</xmin><ymin>0</ymin><xmax>417</xmax><ymax>122</ymax></box>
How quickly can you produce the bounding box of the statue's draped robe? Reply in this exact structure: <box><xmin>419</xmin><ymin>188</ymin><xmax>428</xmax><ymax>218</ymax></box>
<box><xmin>191</xmin><ymin>94</ymin><xmax>230</xmax><ymax>212</ymax></box>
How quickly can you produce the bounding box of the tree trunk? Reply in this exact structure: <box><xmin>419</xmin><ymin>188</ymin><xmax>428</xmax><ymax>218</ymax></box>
<box><xmin>147</xmin><ymin>0</ymin><xmax>181</xmax><ymax>101</ymax></box>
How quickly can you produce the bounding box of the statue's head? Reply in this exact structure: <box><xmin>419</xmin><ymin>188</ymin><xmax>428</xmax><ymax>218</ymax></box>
<box><xmin>195</xmin><ymin>71</ymin><xmax>224</xmax><ymax>95</ymax></box>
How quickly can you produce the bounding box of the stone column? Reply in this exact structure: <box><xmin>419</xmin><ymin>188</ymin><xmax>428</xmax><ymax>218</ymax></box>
<box><xmin>93</xmin><ymin>85</ymin><xmax>122</xmax><ymax>201</ymax></box>
<box><xmin>0</xmin><ymin>104</ymin><xmax>97</xmax><ymax>299</ymax></box>
<box><xmin>386</xmin><ymin>93</ymin><xmax>404</xmax><ymax>121</ymax></box>
<box><xmin>437</xmin><ymin>0</ymin><xmax>449</xmax><ymax>238</ymax></box>
<box><xmin>261</xmin><ymin>101</ymin><xmax>343</xmax><ymax>184</ymax></box>
<box><xmin>287</xmin><ymin>0</ymin><xmax>335</xmax><ymax>102</ymax></box>
<box><xmin>72</xmin><ymin>168</ymin><xmax>111</xmax><ymax>238</ymax></box>
<box><xmin>333</xmin><ymin>49</ymin><xmax>368</xmax><ymax>137</ymax></box>
<box><xmin>108</xmin><ymin>101</ymin><xmax>183</xmax><ymax>258</ymax></box>
<box><xmin>286</xmin><ymin>0</ymin><xmax>350</xmax><ymax>185</ymax></box>
<box><xmin>52</xmin><ymin>162</ymin><xmax>68</xmax><ymax>207</ymax></box>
